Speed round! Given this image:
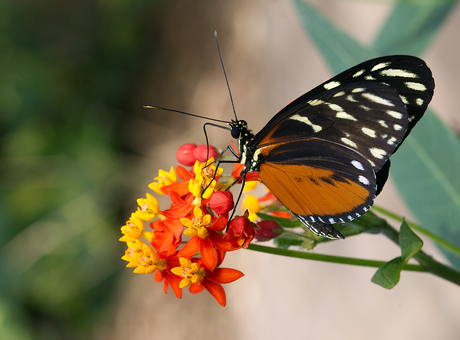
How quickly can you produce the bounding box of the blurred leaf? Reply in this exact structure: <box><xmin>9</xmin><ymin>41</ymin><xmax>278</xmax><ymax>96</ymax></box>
<box><xmin>371</xmin><ymin>257</ymin><xmax>403</xmax><ymax>289</ymax></box>
<box><xmin>372</xmin><ymin>2</ymin><xmax>455</xmax><ymax>55</ymax></box>
<box><xmin>399</xmin><ymin>219</ymin><xmax>423</xmax><ymax>262</ymax></box>
<box><xmin>294</xmin><ymin>0</ymin><xmax>373</xmax><ymax>73</ymax></box>
<box><xmin>390</xmin><ymin>110</ymin><xmax>460</xmax><ymax>267</ymax></box>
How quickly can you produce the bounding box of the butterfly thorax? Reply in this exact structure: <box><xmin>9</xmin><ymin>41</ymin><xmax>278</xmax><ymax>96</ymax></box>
<box><xmin>229</xmin><ymin>120</ymin><xmax>258</xmax><ymax>171</ymax></box>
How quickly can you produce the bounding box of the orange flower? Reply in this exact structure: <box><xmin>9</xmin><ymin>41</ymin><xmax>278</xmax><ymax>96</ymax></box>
<box><xmin>178</xmin><ymin>207</ymin><xmax>229</xmax><ymax>271</ymax></box>
<box><xmin>171</xmin><ymin>256</ymin><xmax>244</xmax><ymax>307</ymax></box>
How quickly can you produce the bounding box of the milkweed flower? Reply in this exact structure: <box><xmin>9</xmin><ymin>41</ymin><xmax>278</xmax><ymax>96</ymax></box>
<box><xmin>119</xmin><ymin>143</ymin><xmax>288</xmax><ymax>306</ymax></box>
<box><xmin>171</xmin><ymin>256</ymin><xmax>244</xmax><ymax>307</ymax></box>
<box><xmin>148</xmin><ymin>166</ymin><xmax>178</xmax><ymax>195</ymax></box>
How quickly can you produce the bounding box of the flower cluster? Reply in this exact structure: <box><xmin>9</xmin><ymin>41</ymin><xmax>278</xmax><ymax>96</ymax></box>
<box><xmin>120</xmin><ymin>144</ymin><xmax>283</xmax><ymax>306</ymax></box>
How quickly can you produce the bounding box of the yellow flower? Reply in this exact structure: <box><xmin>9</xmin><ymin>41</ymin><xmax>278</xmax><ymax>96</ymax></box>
<box><xmin>121</xmin><ymin>239</ymin><xmax>144</xmax><ymax>268</ymax></box>
<box><xmin>180</xmin><ymin>205</ymin><xmax>211</xmax><ymax>238</ymax></box>
<box><xmin>243</xmin><ymin>180</ymin><xmax>259</xmax><ymax>192</ymax></box>
<box><xmin>188</xmin><ymin>158</ymin><xmax>223</xmax><ymax>199</ymax></box>
<box><xmin>148</xmin><ymin>166</ymin><xmax>178</xmax><ymax>195</ymax></box>
<box><xmin>242</xmin><ymin>194</ymin><xmax>260</xmax><ymax>221</ymax></box>
<box><xmin>133</xmin><ymin>242</ymin><xmax>166</xmax><ymax>274</ymax></box>
<box><xmin>119</xmin><ymin>212</ymin><xmax>145</xmax><ymax>242</ymax></box>
<box><xmin>171</xmin><ymin>257</ymin><xmax>206</xmax><ymax>288</ymax></box>
<box><xmin>136</xmin><ymin>193</ymin><xmax>160</xmax><ymax>221</ymax></box>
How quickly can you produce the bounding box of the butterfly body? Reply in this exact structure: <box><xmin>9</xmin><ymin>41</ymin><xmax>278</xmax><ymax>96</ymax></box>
<box><xmin>230</xmin><ymin>55</ymin><xmax>434</xmax><ymax>239</ymax></box>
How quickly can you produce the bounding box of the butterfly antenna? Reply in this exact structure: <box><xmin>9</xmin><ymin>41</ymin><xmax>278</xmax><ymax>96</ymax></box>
<box><xmin>214</xmin><ymin>31</ymin><xmax>238</xmax><ymax>122</ymax></box>
<box><xmin>143</xmin><ymin>105</ymin><xmax>229</xmax><ymax>124</ymax></box>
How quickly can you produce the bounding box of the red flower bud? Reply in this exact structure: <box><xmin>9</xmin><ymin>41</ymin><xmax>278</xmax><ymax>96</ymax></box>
<box><xmin>176</xmin><ymin>143</ymin><xmax>197</xmax><ymax>166</ymax></box>
<box><xmin>225</xmin><ymin>212</ymin><xmax>255</xmax><ymax>249</ymax></box>
<box><xmin>209</xmin><ymin>191</ymin><xmax>234</xmax><ymax>215</ymax></box>
<box><xmin>193</xmin><ymin>144</ymin><xmax>219</xmax><ymax>163</ymax></box>
<box><xmin>255</xmin><ymin>220</ymin><xmax>282</xmax><ymax>241</ymax></box>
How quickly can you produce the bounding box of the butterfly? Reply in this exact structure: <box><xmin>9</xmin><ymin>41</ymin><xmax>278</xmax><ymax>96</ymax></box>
<box><xmin>228</xmin><ymin>55</ymin><xmax>434</xmax><ymax>239</ymax></box>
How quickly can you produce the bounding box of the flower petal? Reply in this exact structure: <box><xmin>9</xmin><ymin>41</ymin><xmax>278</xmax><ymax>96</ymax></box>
<box><xmin>201</xmin><ymin>280</ymin><xmax>226</xmax><ymax>307</ymax></box>
<box><xmin>178</xmin><ymin>236</ymin><xmax>200</xmax><ymax>258</ymax></box>
<box><xmin>207</xmin><ymin>268</ymin><xmax>244</xmax><ymax>284</ymax></box>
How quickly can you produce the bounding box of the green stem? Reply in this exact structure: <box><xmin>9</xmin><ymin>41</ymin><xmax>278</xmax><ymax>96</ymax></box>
<box><xmin>247</xmin><ymin>244</ymin><xmax>425</xmax><ymax>271</ymax></box>
<box><xmin>379</xmin><ymin>219</ymin><xmax>460</xmax><ymax>286</ymax></box>
<box><xmin>372</xmin><ymin>205</ymin><xmax>460</xmax><ymax>258</ymax></box>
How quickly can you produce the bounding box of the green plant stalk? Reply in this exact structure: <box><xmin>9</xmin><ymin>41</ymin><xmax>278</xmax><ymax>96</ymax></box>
<box><xmin>247</xmin><ymin>243</ymin><xmax>425</xmax><ymax>271</ymax></box>
<box><xmin>248</xmin><ymin>219</ymin><xmax>460</xmax><ymax>286</ymax></box>
<box><xmin>378</xmin><ymin>219</ymin><xmax>460</xmax><ymax>286</ymax></box>
<box><xmin>373</xmin><ymin>205</ymin><xmax>460</xmax><ymax>257</ymax></box>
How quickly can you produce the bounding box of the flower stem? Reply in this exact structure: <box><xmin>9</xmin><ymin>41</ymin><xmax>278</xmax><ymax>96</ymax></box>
<box><xmin>378</xmin><ymin>216</ymin><xmax>460</xmax><ymax>286</ymax></box>
<box><xmin>247</xmin><ymin>244</ymin><xmax>425</xmax><ymax>271</ymax></box>
<box><xmin>372</xmin><ymin>205</ymin><xmax>460</xmax><ymax>257</ymax></box>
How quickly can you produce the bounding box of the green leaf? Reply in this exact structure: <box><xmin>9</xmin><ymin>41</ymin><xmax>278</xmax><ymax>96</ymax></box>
<box><xmin>372</xmin><ymin>2</ymin><xmax>455</xmax><ymax>55</ymax></box>
<box><xmin>274</xmin><ymin>234</ymin><xmax>305</xmax><ymax>249</ymax></box>
<box><xmin>371</xmin><ymin>257</ymin><xmax>403</xmax><ymax>289</ymax></box>
<box><xmin>390</xmin><ymin>110</ymin><xmax>460</xmax><ymax>268</ymax></box>
<box><xmin>293</xmin><ymin>0</ymin><xmax>373</xmax><ymax>73</ymax></box>
<box><xmin>399</xmin><ymin>219</ymin><xmax>424</xmax><ymax>262</ymax></box>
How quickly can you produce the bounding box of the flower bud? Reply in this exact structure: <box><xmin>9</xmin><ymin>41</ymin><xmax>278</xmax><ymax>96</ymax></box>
<box><xmin>193</xmin><ymin>144</ymin><xmax>219</xmax><ymax>163</ymax></box>
<box><xmin>176</xmin><ymin>143</ymin><xmax>197</xmax><ymax>166</ymax></box>
<box><xmin>209</xmin><ymin>191</ymin><xmax>234</xmax><ymax>215</ymax></box>
<box><xmin>226</xmin><ymin>211</ymin><xmax>255</xmax><ymax>249</ymax></box>
<box><xmin>255</xmin><ymin>220</ymin><xmax>282</xmax><ymax>241</ymax></box>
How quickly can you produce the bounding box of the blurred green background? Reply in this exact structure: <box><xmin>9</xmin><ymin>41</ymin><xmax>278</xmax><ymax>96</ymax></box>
<box><xmin>0</xmin><ymin>1</ymin><xmax>160</xmax><ymax>338</ymax></box>
<box><xmin>2</xmin><ymin>1</ymin><xmax>460</xmax><ymax>339</ymax></box>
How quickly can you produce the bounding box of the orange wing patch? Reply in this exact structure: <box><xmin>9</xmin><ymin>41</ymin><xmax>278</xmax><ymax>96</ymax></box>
<box><xmin>259</xmin><ymin>162</ymin><xmax>374</xmax><ymax>221</ymax></box>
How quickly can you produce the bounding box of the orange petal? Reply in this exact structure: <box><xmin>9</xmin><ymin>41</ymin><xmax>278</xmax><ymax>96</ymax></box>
<box><xmin>202</xmin><ymin>280</ymin><xmax>226</xmax><ymax>307</ymax></box>
<box><xmin>162</xmin><ymin>203</ymin><xmax>193</xmax><ymax>220</ymax></box>
<box><xmin>200</xmin><ymin>237</ymin><xmax>218</xmax><ymax>271</ymax></box>
<box><xmin>178</xmin><ymin>236</ymin><xmax>200</xmax><ymax>258</ymax></box>
<box><xmin>207</xmin><ymin>267</ymin><xmax>244</xmax><ymax>284</ymax></box>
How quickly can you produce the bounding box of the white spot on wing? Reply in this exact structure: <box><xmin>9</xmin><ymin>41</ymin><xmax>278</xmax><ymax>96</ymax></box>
<box><xmin>380</xmin><ymin>69</ymin><xmax>418</xmax><ymax>78</ymax></box>
<box><xmin>309</xmin><ymin>99</ymin><xmax>324</xmax><ymax>106</ymax></box>
<box><xmin>323</xmin><ymin>81</ymin><xmax>341</xmax><ymax>90</ymax></box>
<box><xmin>341</xmin><ymin>137</ymin><xmax>357</xmax><ymax>148</ymax></box>
<box><xmin>351</xmin><ymin>160</ymin><xmax>364</xmax><ymax>171</ymax></box>
<box><xmin>362</xmin><ymin>127</ymin><xmax>377</xmax><ymax>138</ymax></box>
<box><xmin>394</xmin><ymin>124</ymin><xmax>403</xmax><ymax>131</ymax></box>
<box><xmin>386</xmin><ymin>110</ymin><xmax>403</xmax><ymax>119</ymax></box>
<box><xmin>405</xmin><ymin>82</ymin><xmax>426</xmax><ymax>91</ymax></box>
<box><xmin>387</xmin><ymin>137</ymin><xmax>397</xmax><ymax>145</ymax></box>
<box><xmin>328</xmin><ymin>104</ymin><xmax>343</xmax><ymax>111</ymax></box>
<box><xmin>333</xmin><ymin>91</ymin><xmax>346</xmax><ymax>97</ymax></box>
<box><xmin>352</xmin><ymin>88</ymin><xmax>365</xmax><ymax>93</ymax></box>
<box><xmin>399</xmin><ymin>95</ymin><xmax>409</xmax><ymax>104</ymax></box>
<box><xmin>290</xmin><ymin>114</ymin><xmax>322</xmax><ymax>133</ymax></box>
<box><xmin>362</xmin><ymin>93</ymin><xmax>394</xmax><ymax>106</ymax></box>
<box><xmin>346</xmin><ymin>95</ymin><xmax>358</xmax><ymax>102</ymax></box>
<box><xmin>336</xmin><ymin>112</ymin><xmax>357</xmax><ymax>121</ymax></box>
<box><xmin>352</xmin><ymin>69</ymin><xmax>365</xmax><ymax>78</ymax></box>
<box><xmin>369</xmin><ymin>148</ymin><xmax>387</xmax><ymax>159</ymax></box>
<box><xmin>358</xmin><ymin>175</ymin><xmax>370</xmax><ymax>186</ymax></box>
<box><xmin>371</xmin><ymin>62</ymin><xmax>391</xmax><ymax>71</ymax></box>
<box><xmin>378</xmin><ymin>120</ymin><xmax>388</xmax><ymax>128</ymax></box>
<box><xmin>416</xmin><ymin>98</ymin><xmax>424</xmax><ymax>106</ymax></box>
<box><xmin>364</xmin><ymin>75</ymin><xmax>376</xmax><ymax>81</ymax></box>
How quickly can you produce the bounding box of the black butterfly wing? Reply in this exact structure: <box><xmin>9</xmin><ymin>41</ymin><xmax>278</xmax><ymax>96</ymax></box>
<box><xmin>244</xmin><ymin>55</ymin><xmax>434</xmax><ymax>239</ymax></box>
<box><xmin>253</xmin><ymin>55</ymin><xmax>434</xmax><ymax>147</ymax></box>
<box><xmin>255</xmin><ymin>81</ymin><xmax>410</xmax><ymax>172</ymax></box>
